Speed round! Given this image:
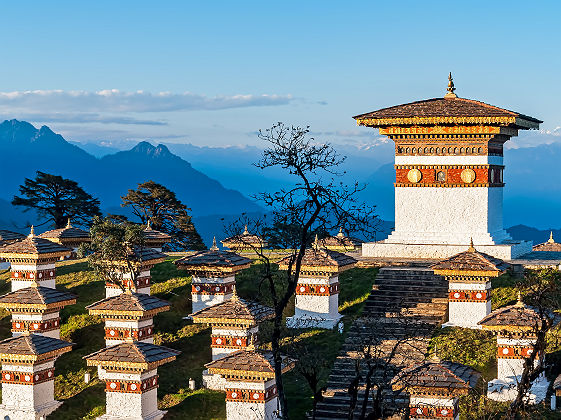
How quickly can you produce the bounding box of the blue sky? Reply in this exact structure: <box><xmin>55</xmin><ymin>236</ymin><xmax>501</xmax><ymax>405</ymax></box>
<box><xmin>0</xmin><ymin>0</ymin><xmax>559</xmax><ymax>147</ymax></box>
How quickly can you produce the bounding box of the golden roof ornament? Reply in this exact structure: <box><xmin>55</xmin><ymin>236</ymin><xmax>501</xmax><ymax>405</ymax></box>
<box><xmin>28</xmin><ymin>225</ymin><xmax>35</xmax><ymax>238</ymax></box>
<box><xmin>337</xmin><ymin>227</ymin><xmax>344</xmax><ymax>238</ymax></box>
<box><xmin>313</xmin><ymin>234</ymin><xmax>320</xmax><ymax>250</ymax></box>
<box><xmin>146</xmin><ymin>219</ymin><xmax>152</xmax><ymax>229</ymax></box>
<box><xmin>243</xmin><ymin>225</ymin><xmax>249</xmax><ymax>235</ymax></box>
<box><xmin>210</xmin><ymin>236</ymin><xmax>219</xmax><ymax>251</ymax></box>
<box><xmin>444</xmin><ymin>72</ymin><xmax>457</xmax><ymax>99</ymax></box>
<box><xmin>66</xmin><ymin>218</ymin><xmax>72</xmax><ymax>229</ymax></box>
<box><xmin>548</xmin><ymin>231</ymin><xmax>555</xmax><ymax>244</ymax></box>
<box><xmin>468</xmin><ymin>237</ymin><xmax>475</xmax><ymax>252</ymax></box>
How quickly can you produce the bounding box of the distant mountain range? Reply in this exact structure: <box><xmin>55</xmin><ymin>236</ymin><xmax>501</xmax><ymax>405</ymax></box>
<box><xmin>1</xmin><ymin>119</ymin><xmax>560</xmax><ymax>247</ymax></box>
<box><xmin>0</xmin><ymin>120</ymin><xmax>261</xmax><ymax>242</ymax></box>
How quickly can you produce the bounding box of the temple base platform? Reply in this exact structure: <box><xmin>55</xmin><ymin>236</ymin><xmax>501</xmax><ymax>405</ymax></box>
<box><xmin>202</xmin><ymin>369</ymin><xmax>227</xmax><ymax>390</ymax></box>
<box><xmin>487</xmin><ymin>374</ymin><xmax>548</xmax><ymax>403</ymax></box>
<box><xmin>0</xmin><ymin>400</ymin><xmax>63</xmax><ymax>420</ymax></box>
<box><xmin>286</xmin><ymin>314</ymin><xmax>342</xmax><ymax>329</ymax></box>
<box><xmin>362</xmin><ymin>240</ymin><xmax>532</xmax><ymax>260</ymax></box>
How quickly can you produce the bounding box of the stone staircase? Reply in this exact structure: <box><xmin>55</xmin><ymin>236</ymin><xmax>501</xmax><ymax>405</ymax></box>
<box><xmin>313</xmin><ymin>267</ymin><xmax>448</xmax><ymax>419</ymax></box>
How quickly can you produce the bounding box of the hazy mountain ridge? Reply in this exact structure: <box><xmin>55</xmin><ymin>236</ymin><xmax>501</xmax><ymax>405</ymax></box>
<box><xmin>0</xmin><ymin>120</ymin><xmax>261</xmax><ymax>235</ymax></box>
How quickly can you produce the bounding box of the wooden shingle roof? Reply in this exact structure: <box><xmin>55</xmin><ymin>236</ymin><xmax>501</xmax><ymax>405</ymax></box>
<box><xmin>174</xmin><ymin>246</ymin><xmax>251</xmax><ymax>271</ymax></box>
<box><xmin>84</xmin><ymin>341</ymin><xmax>179</xmax><ymax>370</ymax></box>
<box><xmin>143</xmin><ymin>223</ymin><xmax>171</xmax><ymax>244</ymax></box>
<box><xmin>86</xmin><ymin>290</ymin><xmax>170</xmax><ymax>316</ymax></box>
<box><xmin>38</xmin><ymin>220</ymin><xmax>90</xmax><ymax>242</ymax></box>
<box><xmin>190</xmin><ymin>293</ymin><xmax>274</xmax><ymax>326</ymax></box>
<box><xmin>478</xmin><ymin>298</ymin><xmax>545</xmax><ymax>331</ymax></box>
<box><xmin>318</xmin><ymin>228</ymin><xmax>362</xmax><ymax>251</ymax></box>
<box><xmin>533</xmin><ymin>232</ymin><xmax>561</xmax><ymax>252</ymax></box>
<box><xmin>277</xmin><ymin>243</ymin><xmax>357</xmax><ymax>273</ymax></box>
<box><xmin>0</xmin><ymin>230</ymin><xmax>25</xmax><ymax>244</ymax></box>
<box><xmin>431</xmin><ymin>244</ymin><xmax>509</xmax><ymax>277</ymax></box>
<box><xmin>0</xmin><ymin>286</ymin><xmax>76</xmax><ymax>310</ymax></box>
<box><xmin>222</xmin><ymin>225</ymin><xmax>267</xmax><ymax>249</ymax></box>
<box><xmin>0</xmin><ymin>333</ymin><xmax>73</xmax><ymax>360</ymax></box>
<box><xmin>0</xmin><ymin>228</ymin><xmax>72</xmax><ymax>258</ymax></box>
<box><xmin>393</xmin><ymin>359</ymin><xmax>480</xmax><ymax>396</ymax></box>
<box><xmin>354</xmin><ymin>96</ymin><xmax>541</xmax><ymax>129</ymax></box>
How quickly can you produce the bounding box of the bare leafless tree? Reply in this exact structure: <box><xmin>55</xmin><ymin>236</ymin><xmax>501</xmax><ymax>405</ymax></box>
<box><xmin>224</xmin><ymin>123</ymin><xmax>379</xmax><ymax>418</ymax></box>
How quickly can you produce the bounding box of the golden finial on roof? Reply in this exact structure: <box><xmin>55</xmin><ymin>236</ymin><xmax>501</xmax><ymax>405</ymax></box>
<box><xmin>337</xmin><ymin>227</ymin><xmax>344</xmax><ymax>238</ymax></box>
<box><xmin>28</xmin><ymin>225</ymin><xmax>35</xmax><ymax>238</ymax></box>
<box><xmin>66</xmin><ymin>218</ymin><xmax>72</xmax><ymax>228</ymax></box>
<box><xmin>468</xmin><ymin>237</ymin><xmax>475</xmax><ymax>252</ymax></box>
<box><xmin>515</xmin><ymin>290</ymin><xmax>525</xmax><ymax>308</ymax></box>
<box><xmin>146</xmin><ymin>219</ymin><xmax>152</xmax><ymax>229</ymax></box>
<box><xmin>444</xmin><ymin>72</ymin><xmax>457</xmax><ymax>99</ymax></box>
<box><xmin>243</xmin><ymin>225</ymin><xmax>249</xmax><ymax>235</ymax></box>
<box><xmin>313</xmin><ymin>234</ymin><xmax>320</xmax><ymax>250</ymax></box>
<box><xmin>231</xmin><ymin>286</ymin><xmax>239</xmax><ymax>301</ymax></box>
<box><xmin>429</xmin><ymin>344</ymin><xmax>441</xmax><ymax>363</ymax></box>
<box><xmin>210</xmin><ymin>236</ymin><xmax>219</xmax><ymax>251</ymax></box>
<box><xmin>548</xmin><ymin>231</ymin><xmax>555</xmax><ymax>243</ymax></box>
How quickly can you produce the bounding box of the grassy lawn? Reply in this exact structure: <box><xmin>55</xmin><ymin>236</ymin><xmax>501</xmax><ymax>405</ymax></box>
<box><xmin>0</xmin><ymin>260</ymin><xmax>377</xmax><ymax>419</ymax></box>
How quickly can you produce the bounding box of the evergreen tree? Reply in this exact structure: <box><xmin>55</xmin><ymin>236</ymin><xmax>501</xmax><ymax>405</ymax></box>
<box><xmin>121</xmin><ymin>180</ymin><xmax>205</xmax><ymax>251</ymax></box>
<box><xmin>12</xmin><ymin>171</ymin><xmax>101</xmax><ymax>228</ymax></box>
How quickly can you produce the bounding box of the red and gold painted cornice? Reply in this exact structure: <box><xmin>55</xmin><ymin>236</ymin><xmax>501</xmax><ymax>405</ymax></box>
<box><xmin>105</xmin><ymin>375</ymin><xmax>158</xmax><ymax>394</ymax></box>
<box><xmin>211</xmin><ymin>334</ymin><xmax>252</xmax><ymax>349</ymax></box>
<box><xmin>192</xmin><ymin>283</ymin><xmax>235</xmax><ymax>295</ymax></box>
<box><xmin>449</xmin><ymin>290</ymin><xmax>490</xmax><ymax>302</ymax></box>
<box><xmin>12</xmin><ymin>318</ymin><xmax>61</xmax><ymax>333</ymax></box>
<box><xmin>105</xmin><ymin>325</ymin><xmax>153</xmax><ymax>341</ymax></box>
<box><xmin>410</xmin><ymin>404</ymin><xmax>457</xmax><ymax>418</ymax></box>
<box><xmin>1</xmin><ymin>367</ymin><xmax>55</xmax><ymax>385</ymax></box>
<box><xmin>11</xmin><ymin>268</ymin><xmax>56</xmax><ymax>281</ymax></box>
<box><xmin>295</xmin><ymin>282</ymin><xmax>339</xmax><ymax>296</ymax></box>
<box><xmin>498</xmin><ymin>345</ymin><xmax>535</xmax><ymax>359</ymax></box>
<box><xmin>226</xmin><ymin>385</ymin><xmax>277</xmax><ymax>403</ymax></box>
<box><xmin>395</xmin><ymin>165</ymin><xmax>503</xmax><ymax>187</ymax></box>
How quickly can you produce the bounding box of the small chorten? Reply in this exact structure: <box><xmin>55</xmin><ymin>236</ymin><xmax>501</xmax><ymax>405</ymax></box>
<box><xmin>318</xmin><ymin>227</ymin><xmax>361</xmax><ymax>252</ymax></box>
<box><xmin>206</xmin><ymin>350</ymin><xmax>293</xmax><ymax>420</ymax></box>
<box><xmin>278</xmin><ymin>237</ymin><xmax>357</xmax><ymax>329</ymax></box>
<box><xmin>142</xmin><ymin>220</ymin><xmax>171</xmax><ymax>252</ymax></box>
<box><xmin>392</xmin><ymin>358</ymin><xmax>480</xmax><ymax>419</ymax></box>
<box><xmin>104</xmin><ymin>247</ymin><xmax>167</xmax><ymax>298</ymax></box>
<box><xmin>190</xmin><ymin>289</ymin><xmax>274</xmax><ymax>390</ymax></box>
<box><xmin>221</xmin><ymin>225</ymin><xmax>268</xmax><ymax>252</ymax></box>
<box><xmin>431</xmin><ymin>241</ymin><xmax>509</xmax><ymax>328</ymax></box>
<box><xmin>87</xmin><ymin>289</ymin><xmax>170</xmax><ymax>346</ymax></box>
<box><xmin>478</xmin><ymin>294</ymin><xmax>553</xmax><ymax>402</ymax></box>
<box><xmin>174</xmin><ymin>239</ymin><xmax>252</xmax><ymax>313</ymax></box>
<box><xmin>38</xmin><ymin>219</ymin><xmax>91</xmax><ymax>259</ymax></box>
<box><xmin>0</xmin><ymin>226</ymin><xmax>71</xmax><ymax>292</ymax></box>
<box><xmin>0</xmin><ymin>332</ymin><xmax>74</xmax><ymax>420</ymax></box>
<box><xmin>532</xmin><ymin>231</ymin><xmax>561</xmax><ymax>252</ymax></box>
<box><xmin>84</xmin><ymin>340</ymin><xmax>179</xmax><ymax>420</ymax></box>
<box><xmin>0</xmin><ymin>285</ymin><xmax>76</xmax><ymax>338</ymax></box>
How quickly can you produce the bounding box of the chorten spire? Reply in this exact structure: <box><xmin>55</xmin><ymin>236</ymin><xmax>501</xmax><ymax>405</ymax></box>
<box><xmin>28</xmin><ymin>225</ymin><xmax>35</xmax><ymax>238</ymax></box>
<box><xmin>337</xmin><ymin>227</ymin><xmax>344</xmax><ymax>238</ymax></box>
<box><xmin>445</xmin><ymin>72</ymin><xmax>457</xmax><ymax>99</ymax></box>
<box><xmin>468</xmin><ymin>237</ymin><xmax>475</xmax><ymax>252</ymax></box>
<box><xmin>243</xmin><ymin>224</ymin><xmax>249</xmax><ymax>235</ymax></box>
<box><xmin>210</xmin><ymin>236</ymin><xmax>219</xmax><ymax>251</ymax></box>
<box><xmin>313</xmin><ymin>234</ymin><xmax>320</xmax><ymax>249</ymax></box>
<box><xmin>66</xmin><ymin>218</ymin><xmax>72</xmax><ymax>228</ymax></box>
<box><xmin>146</xmin><ymin>219</ymin><xmax>152</xmax><ymax>229</ymax></box>
<box><xmin>548</xmin><ymin>231</ymin><xmax>555</xmax><ymax>243</ymax></box>
<box><xmin>515</xmin><ymin>290</ymin><xmax>524</xmax><ymax>308</ymax></box>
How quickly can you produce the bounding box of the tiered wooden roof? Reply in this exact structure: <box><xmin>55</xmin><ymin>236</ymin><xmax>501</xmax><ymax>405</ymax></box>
<box><xmin>0</xmin><ymin>332</ymin><xmax>73</xmax><ymax>362</ymax></box>
<box><xmin>431</xmin><ymin>242</ymin><xmax>509</xmax><ymax>277</ymax></box>
<box><xmin>318</xmin><ymin>228</ymin><xmax>361</xmax><ymax>251</ymax></box>
<box><xmin>478</xmin><ymin>296</ymin><xmax>545</xmax><ymax>332</ymax></box>
<box><xmin>0</xmin><ymin>227</ymin><xmax>72</xmax><ymax>260</ymax></box>
<box><xmin>0</xmin><ymin>230</ymin><xmax>25</xmax><ymax>245</ymax></box>
<box><xmin>354</xmin><ymin>95</ymin><xmax>542</xmax><ymax>129</ymax></box>
<box><xmin>277</xmin><ymin>238</ymin><xmax>357</xmax><ymax>274</ymax></box>
<box><xmin>0</xmin><ymin>286</ymin><xmax>76</xmax><ymax>311</ymax></box>
<box><xmin>190</xmin><ymin>292</ymin><xmax>274</xmax><ymax>327</ymax></box>
<box><xmin>175</xmin><ymin>239</ymin><xmax>252</xmax><ymax>274</ymax></box>
<box><xmin>84</xmin><ymin>341</ymin><xmax>179</xmax><ymax>371</ymax></box>
<box><xmin>206</xmin><ymin>350</ymin><xmax>292</xmax><ymax>381</ymax></box>
<box><xmin>392</xmin><ymin>359</ymin><xmax>480</xmax><ymax>396</ymax></box>
<box><xmin>143</xmin><ymin>222</ymin><xmax>171</xmax><ymax>247</ymax></box>
<box><xmin>221</xmin><ymin>225</ymin><xmax>267</xmax><ymax>250</ymax></box>
<box><xmin>87</xmin><ymin>290</ymin><xmax>170</xmax><ymax>318</ymax></box>
<box><xmin>533</xmin><ymin>232</ymin><xmax>561</xmax><ymax>252</ymax></box>
<box><xmin>38</xmin><ymin>220</ymin><xmax>90</xmax><ymax>244</ymax></box>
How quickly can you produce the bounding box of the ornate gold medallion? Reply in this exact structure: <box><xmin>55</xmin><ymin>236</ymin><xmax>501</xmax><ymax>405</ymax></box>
<box><xmin>461</xmin><ymin>168</ymin><xmax>476</xmax><ymax>184</ymax></box>
<box><xmin>407</xmin><ymin>169</ymin><xmax>422</xmax><ymax>183</ymax></box>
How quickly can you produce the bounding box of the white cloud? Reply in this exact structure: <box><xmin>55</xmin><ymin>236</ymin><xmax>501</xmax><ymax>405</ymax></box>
<box><xmin>0</xmin><ymin>89</ymin><xmax>293</xmax><ymax>113</ymax></box>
